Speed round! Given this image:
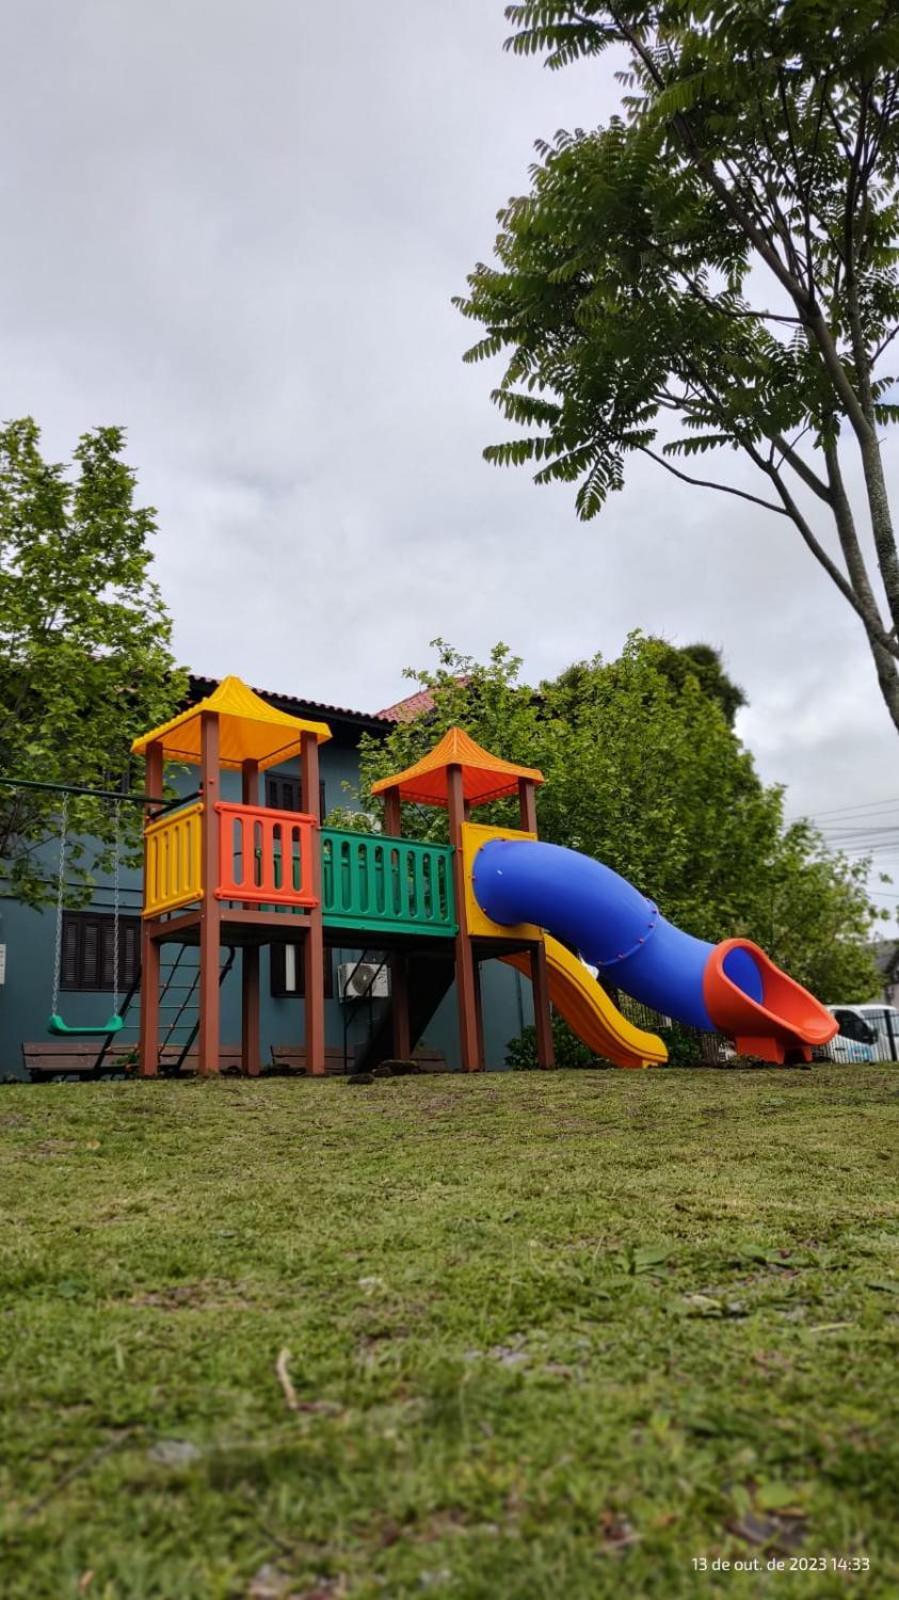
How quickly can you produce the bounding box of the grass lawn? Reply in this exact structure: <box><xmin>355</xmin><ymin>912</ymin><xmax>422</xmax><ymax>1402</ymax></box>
<box><xmin>1</xmin><ymin>1065</ymin><xmax>898</xmax><ymax>1600</ymax></box>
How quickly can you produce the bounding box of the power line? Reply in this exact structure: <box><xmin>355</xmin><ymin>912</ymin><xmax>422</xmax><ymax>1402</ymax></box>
<box><xmin>786</xmin><ymin>795</ymin><xmax>899</xmax><ymax>823</ymax></box>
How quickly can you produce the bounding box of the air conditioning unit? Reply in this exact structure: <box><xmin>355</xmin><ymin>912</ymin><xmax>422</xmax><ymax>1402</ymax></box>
<box><xmin>338</xmin><ymin>962</ymin><xmax>391</xmax><ymax>1001</ymax></box>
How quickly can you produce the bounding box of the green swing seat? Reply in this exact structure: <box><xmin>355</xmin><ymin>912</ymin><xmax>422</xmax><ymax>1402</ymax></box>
<box><xmin>47</xmin><ymin>1014</ymin><xmax>124</xmax><ymax>1038</ymax></box>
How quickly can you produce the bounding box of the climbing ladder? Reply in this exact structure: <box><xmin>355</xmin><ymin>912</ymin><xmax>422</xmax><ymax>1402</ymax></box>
<box><xmin>91</xmin><ymin>945</ymin><xmax>237</xmax><ymax>1076</ymax></box>
<box><xmin>353</xmin><ymin>952</ymin><xmax>455</xmax><ymax>1075</ymax></box>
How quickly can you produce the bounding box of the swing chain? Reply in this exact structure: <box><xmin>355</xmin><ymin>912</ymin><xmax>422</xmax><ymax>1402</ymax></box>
<box><xmin>51</xmin><ymin>793</ymin><xmax>69</xmax><ymax>1019</ymax></box>
<box><xmin>111</xmin><ymin>800</ymin><xmax>121</xmax><ymax>1012</ymax></box>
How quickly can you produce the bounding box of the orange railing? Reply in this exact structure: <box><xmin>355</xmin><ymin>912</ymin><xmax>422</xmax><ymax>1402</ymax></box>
<box><xmin>215</xmin><ymin>802</ymin><xmax>318</xmax><ymax>908</ymax></box>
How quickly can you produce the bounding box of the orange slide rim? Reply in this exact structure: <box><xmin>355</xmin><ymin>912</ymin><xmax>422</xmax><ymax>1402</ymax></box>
<box><xmin>703</xmin><ymin>937</ymin><xmax>838</xmax><ymax>1049</ymax></box>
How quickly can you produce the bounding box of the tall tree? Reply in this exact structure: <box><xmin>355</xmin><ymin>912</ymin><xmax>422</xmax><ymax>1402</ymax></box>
<box><xmin>0</xmin><ymin>419</ymin><xmax>185</xmax><ymax>906</ymax></box>
<box><xmin>457</xmin><ymin>3</ymin><xmax>899</xmax><ymax>729</ymax></box>
<box><xmin>354</xmin><ymin>636</ymin><xmax>881</xmax><ymax>1000</ymax></box>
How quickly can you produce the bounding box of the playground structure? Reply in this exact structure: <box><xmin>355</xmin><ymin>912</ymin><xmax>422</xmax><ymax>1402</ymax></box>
<box><xmin>129</xmin><ymin>676</ymin><xmax>838</xmax><ymax>1075</ymax></box>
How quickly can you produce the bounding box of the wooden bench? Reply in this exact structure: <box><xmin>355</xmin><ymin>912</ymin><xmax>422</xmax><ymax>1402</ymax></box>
<box><xmin>21</xmin><ymin>1041</ymin><xmax>244</xmax><ymax>1081</ymax></box>
<box><xmin>22</xmin><ymin>1040</ymin><xmax>137</xmax><ymax>1082</ymax></box>
<box><xmin>22</xmin><ymin>1041</ymin><xmax>450</xmax><ymax>1081</ymax></box>
<box><xmin>269</xmin><ymin>1043</ymin><xmax>451</xmax><ymax>1075</ymax></box>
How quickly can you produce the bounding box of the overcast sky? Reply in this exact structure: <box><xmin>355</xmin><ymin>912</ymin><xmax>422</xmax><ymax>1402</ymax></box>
<box><xmin>2</xmin><ymin>1</ymin><xmax>898</xmax><ymax>925</ymax></box>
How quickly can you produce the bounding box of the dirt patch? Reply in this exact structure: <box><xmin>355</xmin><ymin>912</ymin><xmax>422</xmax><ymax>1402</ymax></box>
<box><xmin>126</xmin><ymin>1280</ymin><xmax>258</xmax><ymax>1311</ymax></box>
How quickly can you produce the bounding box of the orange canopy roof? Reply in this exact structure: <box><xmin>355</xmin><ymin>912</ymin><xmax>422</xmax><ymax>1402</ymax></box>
<box><xmin>371</xmin><ymin>727</ymin><xmax>544</xmax><ymax>808</ymax></box>
<box><xmin>131</xmin><ymin>675</ymin><xmax>332</xmax><ymax>771</ymax></box>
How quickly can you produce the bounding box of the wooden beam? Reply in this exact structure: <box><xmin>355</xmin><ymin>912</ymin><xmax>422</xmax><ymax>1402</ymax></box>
<box><xmin>382</xmin><ymin>787</ymin><xmax>401</xmax><ymax>837</ymax></box>
<box><xmin>530</xmin><ymin>942</ymin><xmax>556</xmax><ymax>1069</ymax></box>
<box><xmin>301</xmin><ymin>732</ymin><xmax>326</xmax><ymax>1075</ymax></box>
<box><xmin>198</xmin><ymin>711</ymin><xmax>222</xmax><ymax>1075</ymax></box>
<box><xmin>383</xmin><ymin>787</ymin><xmax>410</xmax><ymax>1058</ymax></box>
<box><xmin>447</xmin><ymin>762</ymin><xmax>482</xmax><ymax>1071</ymax></box>
<box><xmin>473</xmin><ymin>952</ymin><xmax>486</xmax><ymax>1067</ymax></box>
<box><xmin>517</xmin><ymin>779</ymin><xmax>552</xmax><ymax>1064</ymax></box>
<box><xmin>241</xmin><ymin>759</ymin><xmax>261</xmax><ymax>1076</ymax></box>
<box><xmin>138</xmin><ymin>740</ymin><xmax>164</xmax><ymax>1077</ymax></box>
<box><xmin>144</xmin><ymin>909</ymin><xmax>201</xmax><ymax>943</ymax></box>
<box><xmin>519</xmin><ymin>778</ymin><xmax>538</xmax><ymax>835</ymax></box>
<box><xmin>391</xmin><ymin>951</ymin><xmax>412</xmax><ymax>1059</ymax></box>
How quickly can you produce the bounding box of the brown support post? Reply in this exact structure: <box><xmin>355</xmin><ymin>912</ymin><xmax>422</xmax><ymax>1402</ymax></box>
<box><xmin>392</xmin><ymin>952</ymin><xmax>412</xmax><ymax>1060</ymax></box>
<box><xmin>518</xmin><ymin>779</ymin><xmax>554</xmax><ymax>1068</ymax></box>
<box><xmin>519</xmin><ymin>778</ymin><xmax>538</xmax><ymax>835</ymax></box>
<box><xmin>198</xmin><ymin>711</ymin><xmax>222</xmax><ymax>1076</ymax></box>
<box><xmin>473</xmin><ymin>952</ymin><xmax>487</xmax><ymax>1067</ymax></box>
<box><xmin>301</xmin><ymin>731</ymin><xmax>326</xmax><ymax>1076</ymax></box>
<box><xmin>382</xmin><ymin>787</ymin><xmax>401</xmax><ymax>837</ymax></box>
<box><xmin>447</xmin><ymin>763</ymin><xmax>482</xmax><ymax>1071</ymax></box>
<box><xmin>138</xmin><ymin>739</ymin><xmax>163</xmax><ymax>1078</ymax></box>
<box><xmin>382</xmin><ymin>787</ymin><xmax>411</xmax><ymax>1059</ymax></box>
<box><xmin>241</xmin><ymin>759</ymin><xmax>261</xmax><ymax>1076</ymax></box>
<box><xmin>530</xmin><ymin>943</ymin><xmax>556</xmax><ymax>1070</ymax></box>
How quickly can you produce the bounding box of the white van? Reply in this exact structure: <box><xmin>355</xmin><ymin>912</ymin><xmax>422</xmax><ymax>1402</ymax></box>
<box><xmin>824</xmin><ymin>1004</ymin><xmax>899</xmax><ymax>1063</ymax></box>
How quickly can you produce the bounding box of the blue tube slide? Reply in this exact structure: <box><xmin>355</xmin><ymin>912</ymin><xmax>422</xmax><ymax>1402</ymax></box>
<box><xmin>471</xmin><ymin>838</ymin><xmax>762</xmax><ymax>1031</ymax></box>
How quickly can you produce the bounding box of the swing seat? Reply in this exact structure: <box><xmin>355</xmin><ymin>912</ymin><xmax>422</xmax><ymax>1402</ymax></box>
<box><xmin>47</xmin><ymin>1014</ymin><xmax>125</xmax><ymax>1039</ymax></box>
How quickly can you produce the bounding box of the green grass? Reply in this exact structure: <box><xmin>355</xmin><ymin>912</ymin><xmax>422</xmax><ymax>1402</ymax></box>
<box><xmin>1</xmin><ymin>1066</ymin><xmax>898</xmax><ymax>1600</ymax></box>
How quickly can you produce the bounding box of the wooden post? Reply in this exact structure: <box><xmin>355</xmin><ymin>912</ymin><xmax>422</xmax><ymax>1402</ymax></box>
<box><xmin>447</xmin><ymin>763</ymin><xmax>481</xmax><ymax>1071</ymax></box>
<box><xmin>383</xmin><ymin>787</ymin><xmax>401</xmax><ymax>837</ymax></box>
<box><xmin>530</xmin><ymin>943</ymin><xmax>555</xmax><ymax>1069</ymax></box>
<box><xmin>472</xmin><ymin>951</ymin><xmax>487</xmax><ymax>1067</ymax></box>
<box><xmin>382</xmin><ymin>787</ymin><xmax>411</xmax><ymax>1059</ymax></box>
<box><xmin>519</xmin><ymin>778</ymin><xmax>554</xmax><ymax>1069</ymax></box>
<box><xmin>198</xmin><ymin>711</ymin><xmax>222</xmax><ymax>1076</ymax></box>
<box><xmin>301</xmin><ymin>731</ymin><xmax>326</xmax><ymax>1076</ymax></box>
<box><xmin>519</xmin><ymin>778</ymin><xmax>538</xmax><ymax>835</ymax></box>
<box><xmin>138</xmin><ymin>739</ymin><xmax>163</xmax><ymax>1078</ymax></box>
<box><xmin>392</xmin><ymin>953</ymin><xmax>412</xmax><ymax>1059</ymax></box>
<box><xmin>241</xmin><ymin>759</ymin><xmax>260</xmax><ymax>1077</ymax></box>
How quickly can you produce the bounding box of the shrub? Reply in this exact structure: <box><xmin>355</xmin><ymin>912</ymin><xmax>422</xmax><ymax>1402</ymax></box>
<box><xmin>505</xmin><ymin>1015</ymin><xmax>611</xmax><ymax>1070</ymax></box>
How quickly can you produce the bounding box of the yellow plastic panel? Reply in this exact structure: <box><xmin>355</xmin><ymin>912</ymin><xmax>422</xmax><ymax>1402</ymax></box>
<box><xmin>503</xmin><ymin>937</ymin><xmax>667</xmax><ymax>1069</ymax></box>
<box><xmin>461</xmin><ymin>821</ymin><xmax>542</xmax><ymax>941</ymax></box>
<box><xmin>143</xmin><ymin>803</ymin><xmax>204</xmax><ymax>917</ymax></box>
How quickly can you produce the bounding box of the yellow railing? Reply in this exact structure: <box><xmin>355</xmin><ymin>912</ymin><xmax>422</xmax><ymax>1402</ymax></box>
<box><xmin>143</xmin><ymin>803</ymin><xmax>204</xmax><ymax>917</ymax></box>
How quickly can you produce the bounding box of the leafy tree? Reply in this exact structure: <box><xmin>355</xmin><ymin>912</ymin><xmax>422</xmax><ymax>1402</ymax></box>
<box><xmin>356</xmin><ymin>634</ymin><xmax>881</xmax><ymax>999</ymax></box>
<box><xmin>655</xmin><ymin>642</ymin><xmax>746</xmax><ymax>726</ymax></box>
<box><xmin>761</xmin><ymin>818</ymin><xmax>882</xmax><ymax>999</ymax></box>
<box><xmin>457</xmin><ymin>2</ymin><xmax>899</xmax><ymax>730</ymax></box>
<box><xmin>0</xmin><ymin>418</ymin><xmax>186</xmax><ymax>906</ymax></box>
<box><xmin>356</xmin><ymin>639</ymin><xmax>546</xmax><ymax>844</ymax></box>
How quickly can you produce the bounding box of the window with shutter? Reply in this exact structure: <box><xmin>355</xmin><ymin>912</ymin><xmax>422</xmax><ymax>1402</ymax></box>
<box><xmin>60</xmin><ymin>912</ymin><xmax>141</xmax><ymax>992</ymax></box>
<box><xmin>264</xmin><ymin>775</ymin><xmax>326</xmax><ymax>818</ymax></box>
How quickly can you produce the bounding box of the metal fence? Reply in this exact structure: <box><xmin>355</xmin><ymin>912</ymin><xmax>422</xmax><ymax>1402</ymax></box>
<box><xmin>609</xmin><ymin>988</ymin><xmax>733</xmax><ymax>1066</ymax></box>
<box><xmin>616</xmin><ymin>992</ymin><xmax>899</xmax><ymax>1066</ymax></box>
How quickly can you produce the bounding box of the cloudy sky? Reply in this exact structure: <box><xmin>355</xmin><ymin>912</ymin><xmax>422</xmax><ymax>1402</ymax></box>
<box><xmin>2</xmin><ymin>1</ymin><xmax>898</xmax><ymax>923</ymax></box>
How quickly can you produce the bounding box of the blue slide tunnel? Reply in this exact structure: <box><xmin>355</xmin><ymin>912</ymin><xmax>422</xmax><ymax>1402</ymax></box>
<box><xmin>471</xmin><ymin>838</ymin><xmax>837</xmax><ymax>1059</ymax></box>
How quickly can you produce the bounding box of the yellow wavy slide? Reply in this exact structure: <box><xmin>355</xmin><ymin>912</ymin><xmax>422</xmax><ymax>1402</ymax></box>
<box><xmin>502</xmin><ymin>936</ymin><xmax>667</xmax><ymax>1069</ymax></box>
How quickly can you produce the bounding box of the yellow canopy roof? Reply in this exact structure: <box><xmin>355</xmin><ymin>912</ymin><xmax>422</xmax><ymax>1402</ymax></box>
<box><xmin>131</xmin><ymin>675</ymin><xmax>332</xmax><ymax>770</ymax></box>
<box><xmin>371</xmin><ymin>727</ymin><xmax>543</xmax><ymax>808</ymax></box>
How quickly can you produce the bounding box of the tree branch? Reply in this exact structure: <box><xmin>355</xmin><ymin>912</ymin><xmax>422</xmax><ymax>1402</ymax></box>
<box><xmin>872</xmin><ymin>325</ymin><xmax>898</xmax><ymax>367</ymax></box>
<box><xmin>639</xmin><ymin>447</ymin><xmax>788</xmax><ymax>514</ymax></box>
<box><xmin>610</xmin><ymin>11</ymin><xmax>877</xmax><ymax>448</ymax></box>
<box><xmin>770</xmin><ymin>434</ymin><xmax>833</xmax><ymax>503</ymax></box>
<box><xmin>745</xmin><ymin>441</ymin><xmax>899</xmax><ymax>658</ymax></box>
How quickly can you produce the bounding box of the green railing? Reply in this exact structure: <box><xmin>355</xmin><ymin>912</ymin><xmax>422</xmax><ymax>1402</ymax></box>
<box><xmin>321</xmin><ymin>829</ymin><xmax>456</xmax><ymax>937</ymax></box>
